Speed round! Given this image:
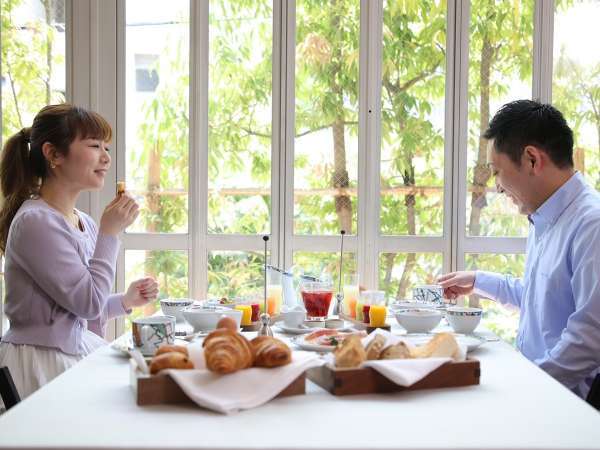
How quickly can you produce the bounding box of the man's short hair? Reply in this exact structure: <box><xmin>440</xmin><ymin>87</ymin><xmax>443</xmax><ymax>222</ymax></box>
<box><xmin>484</xmin><ymin>99</ymin><xmax>574</xmax><ymax>168</ymax></box>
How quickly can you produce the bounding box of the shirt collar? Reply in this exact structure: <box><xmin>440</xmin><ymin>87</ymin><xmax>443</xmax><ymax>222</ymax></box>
<box><xmin>528</xmin><ymin>171</ymin><xmax>586</xmax><ymax>233</ymax></box>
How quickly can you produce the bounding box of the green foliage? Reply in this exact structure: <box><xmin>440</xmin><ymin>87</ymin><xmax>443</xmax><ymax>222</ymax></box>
<box><xmin>1</xmin><ymin>0</ymin><xmax>65</xmax><ymax>142</ymax></box>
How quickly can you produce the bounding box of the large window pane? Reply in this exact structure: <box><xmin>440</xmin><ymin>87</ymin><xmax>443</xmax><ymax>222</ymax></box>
<box><xmin>378</xmin><ymin>253</ymin><xmax>443</xmax><ymax>302</ymax></box>
<box><xmin>1</xmin><ymin>0</ymin><xmax>66</xmax><ymax>142</ymax></box>
<box><xmin>294</xmin><ymin>0</ymin><xmax>359</xmax><ymax>235</ymax></box>
<box><xmin>207</xmin><ymin>251</ymin><xmax>265</xmax><ymax>299</ymax></box>
<box><xmin>208</xmin><ymin>1</ymin><xmax>272</xmax><ymax>235</ymax></box>
<box><xmin>466</xmin><ymin>0</ymin><xmax>533</xmax><ymax>237</ymax></box>
<box><xmin>466</xmin><ymin>253</ymin><xmax>524</xmax><ymax>345</ymax></box>
<box><xmin>125</xmin><ymin>0</ymin><xmax>189</xmax><ymax>234</ymax></box>
<box><xmin>553</xmin><ymin>0</ymin><xmax>600</xmax><ymax>191</ymax></box>
<box><xmin>125</xmin><ymin>250</ymin><xmax>189</xmax><ymax>330</ymax></box>
<box><xmin>293</xmin><ymin>251</ymin><xmax>357</xmax><ymax>294</ymax></box>
<box><xmin>380</xmin><ymin>0</ymin><xmax>446</xmax><ymax>236</ymax></box>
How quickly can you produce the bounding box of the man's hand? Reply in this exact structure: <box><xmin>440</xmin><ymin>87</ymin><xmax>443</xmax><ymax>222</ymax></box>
<box><xmin>122</xmin><ymin>277</ymin><xmax>159</xmax><ymax>310</ymax></box>
<box><xmin>437</xmin><ymin>271</ymin><xmax>476</xmax><ymax>300</ymax></box>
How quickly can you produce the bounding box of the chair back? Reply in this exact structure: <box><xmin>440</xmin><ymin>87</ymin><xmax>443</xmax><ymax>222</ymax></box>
<box><xmin>0</xmin><ymin>366</ymin><xmax>20</xmax><ymax>411</ymax></box>
<box><xmin>586</xmin><ymin>374</ymin><xmax>600</xmax><ymax>411</ymax></box>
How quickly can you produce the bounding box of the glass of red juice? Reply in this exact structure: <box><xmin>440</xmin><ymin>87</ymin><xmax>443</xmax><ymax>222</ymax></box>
<box><xmin>300</xmin><ymin>280</ymin><xmax>333</xmax><ymax>320</ymax></box>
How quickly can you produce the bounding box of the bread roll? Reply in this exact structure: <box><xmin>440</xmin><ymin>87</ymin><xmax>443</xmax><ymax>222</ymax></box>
<box><xmin>410</xmin><ymin>332</ymin><xmax>459</xmax><ymax>359</ymax></box>
<box><xmin>250</xmin><ymin>336</ymin><xmax>292</xmax><ymax>368</ymax></box>
<box><xmin>155</xmin><ymin>344</ymin><xmax>188</xmax><ymax>357</ymax></box>
<box><xmin>334</xmin><ymin>335</ymin><xmax>366</xmax><ymax>368</ymax></box>
<box><xmin>149</xmin><ymin>352</ymin><xmax>194</xmax><ymax>374</ymax></box>
<box><xmin>365</xmin><ymin>334</ymin><xmax>386</xmax><ymax>360</ymax></box>
<box><xmin>203</xmin><ymin>329</ymin><xmax>254</xmax><ymax>374</ymax></box>
<box><xmin>379</xmin><ymin>341</ymin><xmax>411</xmax><ymax>360</ymax></box>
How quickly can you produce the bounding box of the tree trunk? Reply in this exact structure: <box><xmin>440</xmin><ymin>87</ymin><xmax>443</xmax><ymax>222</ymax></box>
<box><xmin>332</xmin><ymin>118</ymin><xmax>351</xmax><ymax>232</ymax></box>
<box><xmin>43</xmin><ymin>0</ymin><xmax>53</xmax><ymax>104</ymax></box>
<box><xmin>396</xmin><ymin>154</ymin><xmax>417</xmax><ymax>300</ymax></box>
<box><xmin>329</xmin><ymin>1</ymin><xmax>352</xmax><ymax>234</ymax></box>
<box><xmin>468</xmin><ymin>34</ymin><xmax>493</xmax><ymax>237</ymax></box>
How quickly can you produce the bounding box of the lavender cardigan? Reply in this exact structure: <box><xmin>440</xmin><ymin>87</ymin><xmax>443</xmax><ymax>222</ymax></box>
<box><xmin>1</xmin><ymin>199</ymin><xmax>127</xmax><ymax>355</ymax></box>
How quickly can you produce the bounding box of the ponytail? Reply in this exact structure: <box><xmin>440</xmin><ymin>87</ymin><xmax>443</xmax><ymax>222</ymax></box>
<box><xmin>0</xmin><ymin>127</ymin><xmax>38</xmax><ymax>253</ymax></box>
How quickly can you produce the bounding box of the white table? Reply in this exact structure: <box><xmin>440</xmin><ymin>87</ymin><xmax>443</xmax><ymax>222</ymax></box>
<box><xmin>1</xmin><ymin>332</ymin><xmax>600</xmax><ymax>450</ymax></box>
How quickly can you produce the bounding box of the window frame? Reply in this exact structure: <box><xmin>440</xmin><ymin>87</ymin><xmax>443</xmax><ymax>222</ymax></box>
<box><xmin>2</xmin><ymin>0</ymin><xmax>561</xmax><ymax>338</ymax></box>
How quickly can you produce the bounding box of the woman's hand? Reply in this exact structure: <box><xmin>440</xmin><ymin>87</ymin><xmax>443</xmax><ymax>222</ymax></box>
<box><xmin>437</xmin><ymin>271</ymin><xmax>476</xmax><ymax>300</ymax></box>
<box><xmin>122</xmin><ymin>277</ymin><xmax>159</xmax><ymax>310</ymax></box>
<box><xmin>99</xmin><ymin>193</ymin><xmax>139</xmax><ymax>236</ymax></box>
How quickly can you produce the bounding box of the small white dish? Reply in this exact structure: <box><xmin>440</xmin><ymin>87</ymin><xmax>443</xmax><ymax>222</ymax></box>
<box><xmin>160</xmin><ymin>298</ymin><xmax>194</xmax><ymax>322</ymax></box>
<box><xmin>181</xmin><ymin>305</ymin><xmax>242</xmax><ymax>332</ymax></box>
<box><xmin>394</xmin><ymin>308</ymin><xmax>443</xmax><ymax>333</ymax></box>
<box><xmin>446</xmin><ymin>306</ymin><xmax>483</xmax><ymax>334</ymax></box>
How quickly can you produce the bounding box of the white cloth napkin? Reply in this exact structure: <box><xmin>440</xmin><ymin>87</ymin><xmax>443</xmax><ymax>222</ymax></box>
<box><xmin>324</xmin><ymin>328</ymin><xmax>467</xmax><ymax>387</ymax></box>
<box><xmin>165</xmin><ymin>343</ymin><xmax>324</xmax><ymax>414</ymax></box>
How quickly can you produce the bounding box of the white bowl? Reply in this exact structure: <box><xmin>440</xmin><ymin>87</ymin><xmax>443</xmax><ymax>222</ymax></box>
<box><xmin>446</xmin><ymin>306</ymin><xmax>482</xmax><ymax>334</ymax></box>
<box><xmin>160</xmin><ymin>298</ymin><xmax>194</xmax><ymax>322</ymax></box>
<box><xmin>394</xmin><ymin>308</ymin><xmax>443</xmax><ymax>333</ymax></box>
<box><xmin>181</xmin><ymin>306</ymin><xmax>243</xmax><ymax>332</ymax></box>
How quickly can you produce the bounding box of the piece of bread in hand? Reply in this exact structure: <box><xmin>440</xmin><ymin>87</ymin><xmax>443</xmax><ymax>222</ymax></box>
<box><xmin>116</xmin><ymin>181</ymin><xmax>126</xmax><ymax>196</ymax></box>
<box><xmin>149</xmin><ymin>352</ymin><xmax>194</xmax><ymax>374</ymax></box>
<box><xmin>365</xmin><ymin>334</ymin><xmax>386</xmax><ymax>360</ymax></box>
<box><xmin>250</xmin><ymin>336</ymin><xmax>292</xmax><ymax>368</ymax></box>
<box><xmin>203</xmin><ymin>329</ymin><xmax>254</xmax><ymax>374</ymax></box>
<box><xmin>379</xmin><ymin>341</ymin><xmax>412</xmax><ymax>360</ymax></box>
<box><xmin>155</xmin><ymin>344</ymin><xmax>188</xmax><ymax>357</ymax></box>
<box><xmin>334</xmin><ymin>335</ymin><xmax>366</xmax><ymax>368</ymax></box>
<box><xmin>410</xmin><ymin>332</ymin><xmax>460</xmax><ymax>359</ymax></box>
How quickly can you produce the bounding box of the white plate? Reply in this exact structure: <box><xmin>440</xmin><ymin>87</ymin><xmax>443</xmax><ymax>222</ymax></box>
<box><xmin>277</xmin><ymin>324</ymin><xmax>319</xmax><ymax>335</ymax></box>
<box><xmin>290</xmin><ymin>336</ymin><xmax>337</xmax><ymax>352</ymax></box>
<box><xmin>403</xmin><ymin>333</ymin><xmax>486</xmax><ymax>352</ymax></box>
<box><xmin>109</xmin><ymin>337</ymin><xmax>133</xmax><ymax>357</ymax></box>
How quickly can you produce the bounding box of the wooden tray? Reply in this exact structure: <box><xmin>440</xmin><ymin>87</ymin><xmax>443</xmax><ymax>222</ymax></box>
<box><xmin>307</xmin><ymin>358</ymin><xmax>480</xmax><ymax>396</ymax></box>
<box><xmin>129</xmin><ymin>360</ymin><xmax>306</xmax><ymax>406</ymax></box>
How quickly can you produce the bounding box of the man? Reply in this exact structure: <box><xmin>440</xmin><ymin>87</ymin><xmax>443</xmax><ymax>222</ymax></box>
<box><xmin>439</xmin><ymin>99</ymin><xmax>600</xmax><ymax>399</ymax></box>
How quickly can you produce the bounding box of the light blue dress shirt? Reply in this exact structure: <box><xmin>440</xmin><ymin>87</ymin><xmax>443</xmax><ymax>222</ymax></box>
<box><xmin>474</xmin><ymin>172</ymin><xmax>600</xmax><ymax>399</ymax></box>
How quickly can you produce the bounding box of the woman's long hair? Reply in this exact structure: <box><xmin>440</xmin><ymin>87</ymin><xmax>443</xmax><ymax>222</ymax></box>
<box><xmin>0</xmin><ymin>104</ymin><xmax>112</xmax><ymax>253</ymax></box>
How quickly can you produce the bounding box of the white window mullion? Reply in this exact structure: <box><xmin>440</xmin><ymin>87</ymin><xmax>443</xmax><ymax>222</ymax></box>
<box><xmin>533</xmin><ymin>0</ymin><xmax>555</xmax><ymax>103</ymax></box>
<box><xmin>359</xmin><ymin>0</ymin><xmax>383</xmax><ymax>289</ymax></box>
<box><xmin>190</xmin><ymin>0</ymin><xmax>209</xmax><ymax>298</ymax></box>
<box><xmin>454</xmin><ymin>0</ymin><xmax>470</xmax><ymax>272</ymax></box>
<box><xmin>271</xmin><ymin>0</ymin><xmax>284</xmax><ymax>270</ymax></box>
<box><xmin>283</xmin><ymin>0</ymin><xmax>296</xmax><ymax>271</ymax></box>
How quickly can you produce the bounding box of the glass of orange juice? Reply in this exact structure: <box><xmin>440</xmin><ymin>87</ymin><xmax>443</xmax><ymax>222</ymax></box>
<box><xmin>342</xmin><ymin>274</ymin><xmax>359</xmax><ymax>318</ymax></box>
<box><xmin>266</xmin><ymin>269</ymin><xmax>283</xmax><ymax>315</ymax></box>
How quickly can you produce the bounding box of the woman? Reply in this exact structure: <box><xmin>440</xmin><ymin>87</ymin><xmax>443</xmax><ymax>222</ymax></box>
<box><xmin>0</xmin><ymin>104</ymin><xmax>158</xmax><ymax>400</ymax></box>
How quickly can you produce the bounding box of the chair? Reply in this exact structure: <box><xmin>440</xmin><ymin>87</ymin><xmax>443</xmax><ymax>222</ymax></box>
<box><xmin>0</xmin><ymin>366</ymin><xmax>20</xmax><ymax>411</ymax></box>
<box><xmin>586</xmin><ymin>374</ymin><xmax>600</xmax><ymax>411</ymax></box>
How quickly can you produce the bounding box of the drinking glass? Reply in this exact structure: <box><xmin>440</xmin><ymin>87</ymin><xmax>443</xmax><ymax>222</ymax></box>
<box><xmin>300</xmin><ymin>277</ymin><xmax>333</xmax><ymax>320</ymax></box>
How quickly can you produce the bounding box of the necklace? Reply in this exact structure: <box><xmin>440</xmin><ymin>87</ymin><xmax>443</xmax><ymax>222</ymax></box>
<box><xmin>41</xmin><ymin>197</ymin><xmax>81</xmax><ymax>231</ymax></box>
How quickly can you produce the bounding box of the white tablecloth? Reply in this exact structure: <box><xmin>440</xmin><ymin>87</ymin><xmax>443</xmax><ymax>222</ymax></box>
<box><xmin>0</xmin><ymin>330</ymin><xmax>599</xmax><ymax>450</ymax></box>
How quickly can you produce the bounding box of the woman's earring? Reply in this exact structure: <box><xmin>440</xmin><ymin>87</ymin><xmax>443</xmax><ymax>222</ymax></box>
<box><xmin>50</xmin><ymin>162</ymin><xmax>56</xmax><ymax>169</ymax></box>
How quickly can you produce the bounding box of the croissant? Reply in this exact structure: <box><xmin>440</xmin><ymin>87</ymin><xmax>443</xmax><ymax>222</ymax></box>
<box><xmin>203</xmin><ymin>329</ymin><xmax>254</xmax><ymax>374</ymax></box>
<box><xmin>250</xmin><ymin>336</ymin><xmax>292</xmax><ymax>368</ymax></box>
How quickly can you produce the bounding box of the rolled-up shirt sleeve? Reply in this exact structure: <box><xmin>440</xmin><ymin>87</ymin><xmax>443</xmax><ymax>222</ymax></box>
<box><xmin>473</xmin><ymin>270</ymin><xmax>524</xmax><ymax>309</ymax></box>
<box><xmin>536</xmin><ymin>223</ymin><xmax>600</xmax><ymax>390</ymax></box>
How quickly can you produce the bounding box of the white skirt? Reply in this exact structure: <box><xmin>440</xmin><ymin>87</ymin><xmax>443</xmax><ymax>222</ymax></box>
<box><xmin>0</xmin><ymin>330</ymin><xmax>107</xmax><ymax>406</ymax></box>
